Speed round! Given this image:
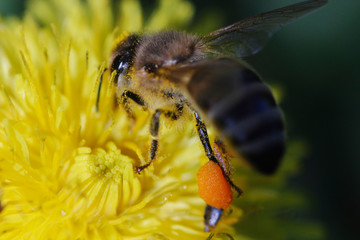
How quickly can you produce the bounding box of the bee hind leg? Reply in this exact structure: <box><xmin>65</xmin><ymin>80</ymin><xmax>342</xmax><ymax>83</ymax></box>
<box><xmin>194</xmin><ymin>114</ymin><xmax>242</xmax><ymax>230</ymax></box>
<box><xmin>194</xmin><ymin>113</ymin><xmax>242</xmax><ymax>196</ymax></box>
<box><xmin>194</xmin><ymin>112</ymin><xmax>218</xmax><ymax>163</ymax></box>
<box><xmin>204</xmin><ymin>204</ymin><xmax>223</xmax><ymax>232</ymax></box>
<box><xmin>213</xmin><ymin>139</ymin><xmax>242</xmax><ymax>197</ymax></box>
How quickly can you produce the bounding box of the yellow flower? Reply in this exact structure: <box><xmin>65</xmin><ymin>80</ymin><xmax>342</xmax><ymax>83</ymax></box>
<box><xmin>0</xmin><ymin>0</ymin><xmax>324</xmax><ymax>239</ymax></box>
<box><xmin>0</xmin><ymin>0</ymin><xmax>237</xmax><ymax>239</ymax></box>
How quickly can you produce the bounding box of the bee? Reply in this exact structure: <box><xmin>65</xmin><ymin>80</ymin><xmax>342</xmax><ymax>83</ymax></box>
<box><xmin>106</xmin><ymin>0</ymin><xmax>328</xmax><ymax>231</ymax></box>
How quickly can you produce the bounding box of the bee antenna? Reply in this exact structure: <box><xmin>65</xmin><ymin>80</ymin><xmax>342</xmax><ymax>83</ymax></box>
<box><xmin>96</xmin><ymin>67</ymin><xmax>108</xmax><ymax>112</ymax></box>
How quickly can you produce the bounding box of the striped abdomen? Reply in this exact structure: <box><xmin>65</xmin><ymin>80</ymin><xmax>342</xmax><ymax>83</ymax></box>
<box><xmin>187</xmin><ymin>58</ymin><xmax>285</xmax><ymax>174</ymax></box>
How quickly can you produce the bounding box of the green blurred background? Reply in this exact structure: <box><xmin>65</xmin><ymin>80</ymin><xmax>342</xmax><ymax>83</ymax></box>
<box><xmin>1</xmin><ymin>0</ymin><xmax>358</xmax><ymax>239</ymax></box>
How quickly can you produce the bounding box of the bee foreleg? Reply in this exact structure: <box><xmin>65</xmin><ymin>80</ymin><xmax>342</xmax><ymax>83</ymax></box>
<box><xmin>194</xmin><ymin>112</ymin><xmax>217</xmax><ymax>163</ymax></box>
<box><xmin>164</xmin><ymin>103</ymin><xmax>183</xmax><ymax>120</ymax></box>
<box><xmin>120</xmin><ymin>90</ymin><xmax>148</xmax><ymax>121</ymax></box>
<box><xmin>120</xmin><ymin>93</ymin><xmax>136</xmax><ymax>121</ymax></box>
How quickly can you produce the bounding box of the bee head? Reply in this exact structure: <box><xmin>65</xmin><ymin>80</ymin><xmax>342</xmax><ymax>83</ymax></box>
<box><xmin>110</xmin><ymin>34</ymin><xmax>141</xmax><ymax>87</ymax></box>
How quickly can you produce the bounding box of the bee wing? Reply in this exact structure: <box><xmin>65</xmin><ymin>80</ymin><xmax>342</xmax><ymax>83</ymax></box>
<box><xmin>199</xmin><ymin>0</ymin><xmax>327</xmax><ymax>57</ymax></box>
<box><xmin>160</xmin><ymin>58</ymin><xmax>285</xmax><ymax>174</ymax></box>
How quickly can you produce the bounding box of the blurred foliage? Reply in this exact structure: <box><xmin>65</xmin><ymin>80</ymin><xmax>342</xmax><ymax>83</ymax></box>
<box><xmin>1</xmin><ymin>0</ymin><xmax>359</xmax><ymax>239</ymax></box>
<box><xmin>0</xmin><ymin>0</ymin><xmax>25</xmax><ymax>17</ymax></box>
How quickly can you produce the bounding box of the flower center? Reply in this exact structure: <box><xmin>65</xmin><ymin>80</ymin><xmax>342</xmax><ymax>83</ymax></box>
<box><xmin>67</xmin><ymin>141</ymin><xmax>145</xmax><ymax>215</ymax></box>
<box><xmin>87</xmin><ymin>143</ymin><xmax>134</xmax><ymax>183</ymax></box>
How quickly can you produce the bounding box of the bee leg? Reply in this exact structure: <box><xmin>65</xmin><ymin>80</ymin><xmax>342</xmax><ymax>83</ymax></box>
<box><xmin>119</xmin><ymin>90</ymin><xmax>148</xmax><ymax>121</ymax></box>
<box><xmin>194</xmin><ymin>112</ymin><xmax>218</xmax><ymax>163</ymax></box>
<box><xmin>195</xmin><ymin>112</ymin><xmax>242</xmax><ymax>230</ymax></box>
<box><xmin>119</xmin><ymin>93</ymin><xmax>136</xmax><ymax>121</ymax></box>
<box><xmin>137</xmin><ymin>109</ymin><xmax>162</xmax><ymax>173</ymax></box>
<box><xmin>137</xmin><ymin>104</ymin><xmax>184</xmax><ymax>173</ymax></box>
<box><xmin>164</xmin><ymin>103</ymin><xmax>183</xmax><ymax>120</ymax></box>
<box><xmin>204</xmin><ymin>204</ymin><xmax>223</xmax><ymax>232</ymax></box>
<box><xmin>194</xmin><ymin>113</ymin><xmax>242</xmax><ymax>196</ymax></box>
<box><xmin>214</xmin><ymin>139</ymin><xmax>243</xmax><ymax>197</ymax></box>
<box><xmin>224</xmin><ymin>174</ymin><xmax>242</xmax><ymax>197</ymax></box>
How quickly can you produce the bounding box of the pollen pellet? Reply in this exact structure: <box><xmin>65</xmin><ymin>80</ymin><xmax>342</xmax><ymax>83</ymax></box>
<box><xmin>197</xmin><ymin>161</ymin><xmax>233</xmax><ymax>209</ymax></box>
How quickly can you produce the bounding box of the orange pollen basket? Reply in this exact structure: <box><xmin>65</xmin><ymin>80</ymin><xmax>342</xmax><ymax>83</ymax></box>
<box><xmin>197</xmin><ymin>161</ymin><xmax>233</xmax><ymax>209</ymax></box>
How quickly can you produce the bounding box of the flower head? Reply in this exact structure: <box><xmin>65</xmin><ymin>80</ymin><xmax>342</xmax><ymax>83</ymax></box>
<box><xmin>0</xmin><ymin>0</ymin><xmax>323</xmax><ymax>239</ymax></box>
<box><xmin>0</xmin><ymin>0</ymin><xmax>238</xmax><ymax>239</ymax></box>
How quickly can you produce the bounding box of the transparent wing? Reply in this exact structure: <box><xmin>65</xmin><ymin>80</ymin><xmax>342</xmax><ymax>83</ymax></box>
<box><xmin>158</xmin><ymin>58</ymin><xmax>285</xmax><ymax>174</ymax></box>
<box><xmin>199</xmin><ymin>0</ymin><xmax>328</xmax><ymax>57</ymax></box>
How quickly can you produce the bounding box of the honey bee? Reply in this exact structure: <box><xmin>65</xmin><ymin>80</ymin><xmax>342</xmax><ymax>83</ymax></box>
<box><xmin>106</xmin><ymin>0</ymin><xmax>327</xmax><ymax>231</ymax></box>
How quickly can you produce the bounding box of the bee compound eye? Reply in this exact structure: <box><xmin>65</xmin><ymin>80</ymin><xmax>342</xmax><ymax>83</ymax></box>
<box><xmin>111</xmin><ymin>55</ymin><xmax>130</xmax><ymax>76</ymax></box>
<box><xmin>144</xmin><ymin>63</ymin><xmax>159</xmax><ymax>74</ymax></box>
<box><xmin>111</xmin><ymin>55</ymin><xmax>121</xmax><ymax>73</ymax></box>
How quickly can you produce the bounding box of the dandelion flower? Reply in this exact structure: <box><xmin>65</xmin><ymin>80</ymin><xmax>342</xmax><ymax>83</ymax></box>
<box><xmin>0</xmin><ymin>0</ymin><xmax>237</xmax><ymax>239</ymax></box>
<box><xmin>0</xmin><ymin>0</ymin><xmax>323</xmax><ymax>239</ymax></box>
